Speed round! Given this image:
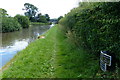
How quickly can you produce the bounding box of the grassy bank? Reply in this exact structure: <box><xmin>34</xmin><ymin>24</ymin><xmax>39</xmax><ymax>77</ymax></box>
<box><xmin>2</xmin><ymin>25</ymin><xmax>119</xmax><ymax>78</ymax></box>
<box><xmin>2</xmin><ymin>25</ymin><xmax>57</xmax><ymax>78</ymax></box>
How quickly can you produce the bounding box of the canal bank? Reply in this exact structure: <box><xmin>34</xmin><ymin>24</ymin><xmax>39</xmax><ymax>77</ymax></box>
<box><xmin>1</xmin><ymin>25</ymin><xmax>58</xmax><ymax>78</ymax></box>
<box><xmin>1</xmin><ymin>25</ymin><xmax>96</xmax><ymax>78</ymax></box>
<box><xmin>0</xmin><ymin>24</ymin><xmax>51</xmax><ymax>68</ymax></box>
<box><xmin>1</xmin><ymin>25</ymin><xmax>119</xmax><ymax>78</ymax></box>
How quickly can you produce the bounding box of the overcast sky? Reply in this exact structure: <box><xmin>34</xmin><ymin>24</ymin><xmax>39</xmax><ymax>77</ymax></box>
<box><xmin>0</xmin><ymin>0</ymin><xmax>79</xmax><ymax>18</ymax></box>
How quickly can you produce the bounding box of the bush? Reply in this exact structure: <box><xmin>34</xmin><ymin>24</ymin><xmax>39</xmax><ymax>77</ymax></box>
<box><xmin>2</xmin><ymin>17</ymin><xmax>21</xmax><ymax>33</ymax></box>
<box><xmin>14</xmin><ymin>15</ymin><xmax>30</xmax><ymax>28</ymax></box>
<box><xmin>59</xmin><ymin>2</ymin><xmax>120</xmax><ymax>64</ymax></box>
<box><xmin>37</xmin><ymin>15</ymin><xmax>48</xmax><ymax>23</ymax></box>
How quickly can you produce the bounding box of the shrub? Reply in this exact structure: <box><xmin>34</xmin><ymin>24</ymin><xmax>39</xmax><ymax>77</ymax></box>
<box><xmin>2</xmin><ymin>17</ymin><xmax>21</xmax><ymax>33</ymax></box>
<box><xmin>14</xmin><ymin>15</ymin><xmax>30</xmax><ymax>28</ymax></box>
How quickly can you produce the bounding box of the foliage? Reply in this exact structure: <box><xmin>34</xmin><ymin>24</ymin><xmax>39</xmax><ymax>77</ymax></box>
<box><xmin>23</xmin><ymin>3</ymin><xmax>50</xmax><ymax>23</ymax></box>
<box><xmin>1</xmin><ymin>9</ymin><xmax>30</xmax><ymax>33</ymax></box>
<box><xmin>44</xmin><ymin>14</ymin><xmax>50</xmax><ymax>21</ymax></box>
<box><xmin>2</xmin><ymin>17</ymin><xmax>21</xmax><ymax>33</ymax></box>
<box><xmin>14</xmin><ymin>15</ymin><xmax>30</xmax><ymax>28</ymax></box>
<box><xmin>1</xmin><ymin>7</ymin><xmax>50</xmax><ymax>33</ymax></box>
<box><xmin>23</xmin><ymin>3</ymin><xmax>38</xmax><ymax>21</ymax></box>
<box><xmin>37</xmin><ymin>15</ymin><xmax>48</xmax><ymax>23</ymax></box>
<box><xmin>57</xmin><ymin>16</ymin><xmax>63</xmax><ymax>23</ymax></box>
<box><xmin>1</xmin><ymin>9</ymin><xmax>21</xmax><ymax>33</ymax></box>
<box><xmin>59</xmin><ymin>2</ymin><xmax>120</xmax><ymax>68</ymax></box>
<box><xmin>0</xmin><ymin>8</ymin><xmax>8</xmax><ymax>17</ymax></box>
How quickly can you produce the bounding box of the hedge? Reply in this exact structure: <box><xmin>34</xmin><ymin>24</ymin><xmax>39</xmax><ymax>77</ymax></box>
<box><xmin>59</xmin><ymin>2</ymin><xmax>120</xmax><ymax>65</ymax></box>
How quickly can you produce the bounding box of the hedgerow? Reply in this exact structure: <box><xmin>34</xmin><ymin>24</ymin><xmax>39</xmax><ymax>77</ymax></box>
<box><xmin>59</xmin><ymin>2</ymin><xmax>120</xmax><ymax>66</ymax></box>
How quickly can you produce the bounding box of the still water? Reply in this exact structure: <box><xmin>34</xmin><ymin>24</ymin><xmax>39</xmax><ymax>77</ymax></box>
<box><xmin>0</xmin><ymin>24</ymin><xmax>52</xmax><ymax>68</ymax></box>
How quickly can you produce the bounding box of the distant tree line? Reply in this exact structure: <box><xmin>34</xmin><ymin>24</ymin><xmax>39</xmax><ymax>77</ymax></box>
<box><xmin>0</xmin><ymin>8</ymin><xmax>30</xmax><ymax>33</ymax></box>
<box><xmin>1</xmin><ymin>3</ymin><xmax>51</xmax><ymax>33</ymax></box>
<box><xmin>23</xmin><ymin>3</ymin><xmax>50</xmax><ymax>23</ymax></box>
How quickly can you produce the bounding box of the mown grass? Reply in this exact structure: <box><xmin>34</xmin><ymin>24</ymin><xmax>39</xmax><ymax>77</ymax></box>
<box><xmin>2</xmin><ymin>24</ymin><xmax>116</xmax><ymax>78</ymax></box>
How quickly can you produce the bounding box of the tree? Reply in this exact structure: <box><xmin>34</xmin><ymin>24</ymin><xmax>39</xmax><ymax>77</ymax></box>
<box><xmin>0</xmin><ymin>8</ymin><xmax>8</xmax><ymax>17</ymax></box>
<box><xmin>57</xmin><ymin>16</ymin><xmax>63</xmax><ymax>23</ymax></box>
<box><xmin>14</xmin><ymin>14</ymin><xmax>30</xmax><ymax>28</ymax></box>
<box><xmin>2</xmin><ymin>17</ymin><xmax>21</xmax><ymax>33</ymax></box>
<box><xmin>37</xmin><ymin>15</ymin><xmax>47</xmax><ymax>23</ymax></box>
<box><xmin>58</xmin><ymin>16</ymin><xmax>63</xmax><ymax>21</ymax></box>
<box><xmin>23</xmin><ymin>3</ymin><xmax>38</xmax><ymax>21</ymax></box>
<box><xmin>44</xmin><ymin>14</ymin><xmax>50</xmax><ymax>21</ymax></box>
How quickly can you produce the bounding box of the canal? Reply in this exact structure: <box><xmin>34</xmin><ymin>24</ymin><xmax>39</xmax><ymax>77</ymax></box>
<box><xmin>0</xmin><ymin>24</ymin><xmax>53</xmax><ymax>68</ymax></box>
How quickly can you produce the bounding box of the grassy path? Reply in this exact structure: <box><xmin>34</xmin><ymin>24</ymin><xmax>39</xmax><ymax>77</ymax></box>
<box><xmin>2</xmin><ymin>25</ymin><xmax>110</xmax><ymax>78</ymax></box>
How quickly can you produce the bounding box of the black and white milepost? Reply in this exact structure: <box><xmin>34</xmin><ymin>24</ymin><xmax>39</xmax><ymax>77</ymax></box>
<box><xmin>100</xmin><ymin>51</ymin><xmax>112</xmax><ymax>72</ymax></box>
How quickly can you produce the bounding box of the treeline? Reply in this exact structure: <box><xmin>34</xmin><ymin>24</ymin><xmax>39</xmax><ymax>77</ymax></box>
<box><xmin>0</xmin><ymin>3</ymin><xmax>50</xmax><ymax>33</ymax></box>
<box><xmin>0</xmin><ymin>8</ymin><xmax>30</xmax><ymax>33</ymax></box>
<box><xmin>59</xmin><ymin>2</ymin><xmax>120</xmax><ymax>68</ymax></box>
<box><xmin>23</xmin><ymin>3</ymin><xmax>50</xmax><ymax>23</ymax></box>
<box><xmin>0</xmin><ymin>8</ymin><xmax>27</xmax><ymax>33</ymax></box>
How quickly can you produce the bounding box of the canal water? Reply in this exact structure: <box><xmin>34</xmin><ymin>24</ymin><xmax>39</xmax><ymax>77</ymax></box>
<box><xmin>0</xmin><ymin>24</ymin><xmax>52</xmax><ymax>68</ymax></box>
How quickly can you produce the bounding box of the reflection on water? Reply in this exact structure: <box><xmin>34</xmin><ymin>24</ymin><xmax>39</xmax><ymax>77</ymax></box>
<box><xmin>0</xmin><ymin>24</ymin><xmax>51</xmax><ymax>68</ymax></box>
<box><xmin>0</xmin><ymin>40</ymin><xmax>28</xmax><ymax>67</ymax></box>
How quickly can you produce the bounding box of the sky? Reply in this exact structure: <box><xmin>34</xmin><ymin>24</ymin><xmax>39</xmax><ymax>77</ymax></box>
<box><xmin>0</xmin><ymin>0</ymin><xmax>79</xmax><ymax>18</ymax></box>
